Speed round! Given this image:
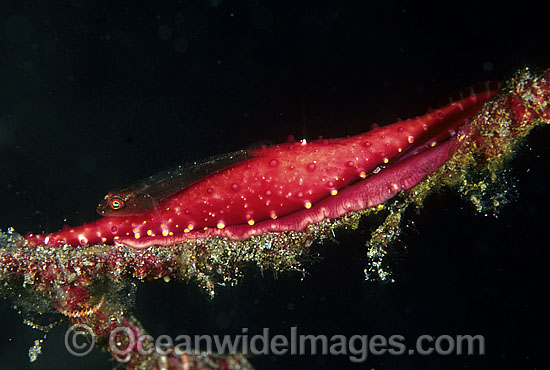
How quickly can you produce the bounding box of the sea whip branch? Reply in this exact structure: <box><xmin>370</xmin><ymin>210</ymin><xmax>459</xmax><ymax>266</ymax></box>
<box><xmin>1</xmin><ymin>68</ymin><xmax>549</xmax><ymax>369</ymax></box>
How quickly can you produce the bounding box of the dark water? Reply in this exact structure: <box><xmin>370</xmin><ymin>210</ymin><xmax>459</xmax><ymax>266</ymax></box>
<box><xmin>0</xmin><ymin>1</ymin><xmax>548</xmax><ymax>369</ymax></box>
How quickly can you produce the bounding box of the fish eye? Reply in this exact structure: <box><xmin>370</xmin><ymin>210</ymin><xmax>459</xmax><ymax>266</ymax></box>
<box><xmin>109</xmin><ymin>198</ymin><xmax>124</xmax><ymax>210</ymax></box>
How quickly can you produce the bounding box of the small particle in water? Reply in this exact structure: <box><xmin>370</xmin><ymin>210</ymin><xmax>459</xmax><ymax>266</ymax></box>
<box><xmin>158</xmin><ymin>25</ymin><xmax>173</xmax><ymax>40</ymax></box>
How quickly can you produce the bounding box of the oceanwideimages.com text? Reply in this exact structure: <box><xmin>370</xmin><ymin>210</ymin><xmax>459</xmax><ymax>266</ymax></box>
<box><xmin>66</xmin><ymin>324</ymin><xmax>485</xmax><ymax>363</ymax></box>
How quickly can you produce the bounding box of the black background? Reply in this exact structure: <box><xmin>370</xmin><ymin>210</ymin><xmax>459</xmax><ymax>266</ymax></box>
<box><xmin>0</xmin><ymin>1</ymin><xmax>548</xmax><ymax>369</ymax></box>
